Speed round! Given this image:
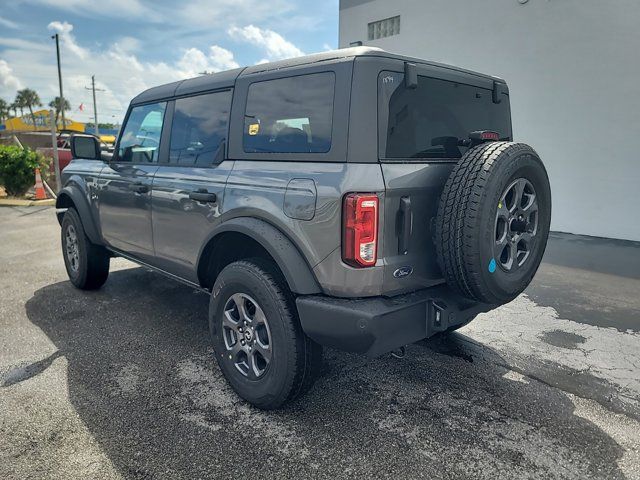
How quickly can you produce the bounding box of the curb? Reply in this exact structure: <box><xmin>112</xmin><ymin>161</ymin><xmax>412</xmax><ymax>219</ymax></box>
<box><xmin>0</xmin><ymin>198</ymin><xmax>55</xmax><ymax>207</ymax></box>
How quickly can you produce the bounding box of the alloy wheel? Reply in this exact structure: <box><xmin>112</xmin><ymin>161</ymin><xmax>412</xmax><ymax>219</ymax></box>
<box><xmin>222</xmin><ymin>293</ymin><xmax>272</xmax><ymax>379</ymax></box>
<box><xmin>494</xmin><ymin>178</ymin><xmax>539</xmax><ymax>272</ymax></box>
<box><xmin>65</xmin><ymin>224</ymin><xmax>80</xmax><ymax>272</ymax></box>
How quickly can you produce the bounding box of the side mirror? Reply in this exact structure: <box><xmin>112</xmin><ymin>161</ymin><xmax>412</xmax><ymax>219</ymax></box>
<box><xmin>70</xmin><ymin>134</ymin><xmax>101</xmax><ymax>160</ymax></box>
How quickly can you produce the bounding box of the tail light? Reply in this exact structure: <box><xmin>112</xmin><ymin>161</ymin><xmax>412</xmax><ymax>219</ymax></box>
<box><xmin>342</xmin><ymin>193</ymin><xmax>379</xmax><ymax>267</ymax></box>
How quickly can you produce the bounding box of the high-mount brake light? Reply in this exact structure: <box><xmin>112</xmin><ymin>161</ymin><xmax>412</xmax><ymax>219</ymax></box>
<box><xmin>342</xmin><ymin>193</ymin><xmax>379</xmax><ymax>267</ymax></box>
<box><xmin>480</xmin><ymin>131</ymin><xmax>500</xmax><ymax>141</ymax></box>
<box><xmin>468</xmin><ymin>130</ymin><xmax>500</xmax><ymax>145</ymax></box>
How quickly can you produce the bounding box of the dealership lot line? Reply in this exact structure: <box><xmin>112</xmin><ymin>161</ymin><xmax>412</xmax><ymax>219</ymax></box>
<box><xmin>1</xmin><ymin>206</ymin><xmax>638</xmax><ymax>480</ymax></box>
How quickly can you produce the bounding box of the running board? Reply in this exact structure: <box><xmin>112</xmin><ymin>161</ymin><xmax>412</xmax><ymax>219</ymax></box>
<box><xmin>106</xmin><ymin>247</ymin><xmax>210</xmax><ymax>295</ymax></box>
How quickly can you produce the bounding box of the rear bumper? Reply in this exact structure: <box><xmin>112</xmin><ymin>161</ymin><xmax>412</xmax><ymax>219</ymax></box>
<box><xmin>296</xmin><ymin>285</ymin><xmax>493</xmax><ymax>358</ymax></box>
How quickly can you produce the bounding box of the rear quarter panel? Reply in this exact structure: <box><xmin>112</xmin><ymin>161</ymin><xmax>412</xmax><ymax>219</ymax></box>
<box><xmin>224</xmin><ymin>161</ymin><xmax>387</xmax><ymax>297</ymax></box>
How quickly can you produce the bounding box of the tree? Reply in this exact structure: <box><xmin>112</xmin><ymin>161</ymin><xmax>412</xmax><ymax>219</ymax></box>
<box><xmin>48</xmin><ymin>96</ymin><xmax>70</xmax><ymax>126</ymax></box>
<box><xmin>16</xmin><ymin>89</ymin><xmax>42</xmax><ymax>130</ymax></box>
<box><xmin>0</xmin><ymin>99</ymin><xmax>8</xmax><ymax>124</ymax></box>
<box><xmin>12</xmin><ymin>94</ymin><xmax>24</xmax><ymax>116</ymax></box>
<box><xmin>9</xmin><ymin>101</ymin><xmax>19</xmax><ymax>118</ymax></box>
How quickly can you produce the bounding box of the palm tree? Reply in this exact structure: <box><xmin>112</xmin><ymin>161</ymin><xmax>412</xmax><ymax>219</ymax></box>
<box><xmin>48</xmin><ymin>96</ymin><xmax>70</xmax><ymax>126</ymax></box>
<box><xmin>9</xmin><ymin>101</ymin><xmax>19</xmax><ymax>118</ymax></box>
<box><xmin>12</xmin><ymin>94</ymin><xmax>24</xmax><ymax>116</ymax></box>
<box><xmin>16</xmin><ymin>89</ymin><xmax>42</xmax><ymax>130</ymax></box>
<box><xmin>0</xmin><ymin>99</ymin><xmax>8</xmax><ymax>124</ymax></box>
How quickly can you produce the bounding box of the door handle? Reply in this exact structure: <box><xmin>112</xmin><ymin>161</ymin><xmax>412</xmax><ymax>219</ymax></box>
<box><xmin>189</xmin><ymin>189</ymin><xmax>217</xmax><ymax>203</ymax></box>
<box><xmin>398</xmin><ymin>196</ymin><xmax>412</xmax><ymax>255</ymax></box>
<box><xmin>129</xmin><ymin>182</ymin><xmax>149</xmax><ymax>194</ymax></box>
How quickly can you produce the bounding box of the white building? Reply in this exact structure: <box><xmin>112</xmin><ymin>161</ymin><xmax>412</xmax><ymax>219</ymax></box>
<box><xmin>339</xmin><ymin>0</ymin><xmax>640</xmax><ymax>241</ymax></box>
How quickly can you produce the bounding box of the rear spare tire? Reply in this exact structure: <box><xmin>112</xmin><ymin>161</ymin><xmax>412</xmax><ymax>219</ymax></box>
<box><xmin>435</xmin><ymin>142</ymin><xmax>551</xmax><ymax>304</ymax></box>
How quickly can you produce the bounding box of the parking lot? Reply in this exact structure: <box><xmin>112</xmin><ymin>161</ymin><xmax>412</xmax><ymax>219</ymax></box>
<box><xmin>1</xmin><ymin>206</ymin><xmax>639</xmax><ymax>479</ymax></box>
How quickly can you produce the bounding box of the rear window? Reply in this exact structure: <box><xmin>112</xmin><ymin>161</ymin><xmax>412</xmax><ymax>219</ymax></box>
<box><xmin>243</xmin><ymin>72</ymin><xmax>335</xmax><ymax>154</ymax></box>
<box><xmin>379</xmin><ymin>72</ymin><xmax>512</xmax><ymax>160</ymax></box>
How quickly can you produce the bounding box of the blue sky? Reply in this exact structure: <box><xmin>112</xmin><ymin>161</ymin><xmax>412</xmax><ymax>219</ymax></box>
<box><xmin>0</xmin><ymin>0</ymin><xmax>338</xmax><ymax>123</ymax></box>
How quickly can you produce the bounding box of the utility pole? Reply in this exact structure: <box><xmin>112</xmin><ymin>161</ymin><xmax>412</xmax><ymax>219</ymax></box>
<box><xmin>51</xmin><ymin>33</ymin><xmax>66</xmax><ymax>129</ymax></box>
<box><xmin>49</xmin><ymin>110</ymin><xmax>61</xmax><ymax>192</ymax></box>
<box><xmin>85</xmin><ymin>75</ymin><xmax>105</xmax><ymax>136</ymax></box>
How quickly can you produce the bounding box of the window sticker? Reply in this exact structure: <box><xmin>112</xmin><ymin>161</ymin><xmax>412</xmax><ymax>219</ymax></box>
<box><xmin>249</xmin><ymin>123</ymin><xmax>260</xmax><ymax>135</ymax></box>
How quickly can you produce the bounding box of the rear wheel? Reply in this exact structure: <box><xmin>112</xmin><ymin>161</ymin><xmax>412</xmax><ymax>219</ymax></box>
<box><xmin>209</xmin><ymin>258</ymin><xmax>322</xmax><ymax>409</ymax></box>
<box><xmin>435</xmin><ymin>142</ymin><xmax>551</xmax><ymax>304</ymax></box>
<box><xmin>61</xmin><ymin>208</ymin><xmax>110</xmax><ymax>290</ymax></box>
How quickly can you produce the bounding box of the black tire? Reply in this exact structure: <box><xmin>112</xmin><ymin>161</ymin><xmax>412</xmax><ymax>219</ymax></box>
<box><xmin>209</xmin><ymin>258</ymin><xmax>322</xmax><ymax>409</ymax></box>
<box><xmin>435</xmin><ymin>142</ymin><xmax>551</xmax><ymax>304</ymax></box>
<box><xmin>61</xmin><ymin>208</ymin><xmax>110</xmax><ymax>290</ymax></box>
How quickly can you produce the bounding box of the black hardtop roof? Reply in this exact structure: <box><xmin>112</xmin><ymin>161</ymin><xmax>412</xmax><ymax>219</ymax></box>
<box><xmin>130</xmin><ymin>47</ymin><xmax>504</xmax><ymax>105</ymax></box>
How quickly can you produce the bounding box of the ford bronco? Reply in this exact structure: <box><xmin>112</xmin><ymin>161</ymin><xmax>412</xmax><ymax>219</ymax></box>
<box><xmin>57</xmin><ymin>47</ymin><xmax>551</xmax><ymax>409</ymax></box>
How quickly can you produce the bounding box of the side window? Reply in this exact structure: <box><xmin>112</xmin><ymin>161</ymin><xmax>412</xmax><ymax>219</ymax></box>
<box><xmin>243</xmin><ymin>72</ymin><xmax>335</xmax><ymax>154</ymax></box>
<box><xmin>169</xmin><ymin>90</ymin><xmax>231</xmax><ymax>166</ymax></box>
<box><xmin>118</xmin><ymin>102</ymin><xmax>166</xmax><ymax>163</ymax></box>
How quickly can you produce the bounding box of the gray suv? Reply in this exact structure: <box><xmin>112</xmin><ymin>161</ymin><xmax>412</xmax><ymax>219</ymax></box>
<box><xmin>57</xmin><ymin>47</ymin><xmax>551</xmax><ymax>409</ymax></box>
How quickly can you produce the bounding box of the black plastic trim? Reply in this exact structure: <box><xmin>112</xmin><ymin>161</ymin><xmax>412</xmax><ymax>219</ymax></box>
<box><xmin>198</xmin><ymin>217</ymin><xmax>322</xmax><ymax>295</ymax></box>
<box><xmin>56</xmin><ymin>186</ymin><xmax>101</xmax><ymax>244</ymax></box>
<box><xmin>296</xmin><ymin>285</ymin><xmax>492</xmax><ymax>357</ymax></box>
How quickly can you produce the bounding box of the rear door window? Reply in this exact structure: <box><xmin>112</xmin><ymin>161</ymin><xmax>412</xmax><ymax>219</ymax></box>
<box><xmin>118</xmin><ymin>102</ymin><xmax>166</xmax><ymax>163</ymax></box>
<box><xmin>379</xmin><ymin>72</ymin><xmax>512</xmax><ymax>160</ymax></box>
<box><xmin>169</xmin><ymin>90</ymin><xmax>232</xmax><ymax>166</ymax></box>
<box><xmin>243</xmin><ymin>72</ymin><xmax>335</xmax><ymax>154</ymax></box>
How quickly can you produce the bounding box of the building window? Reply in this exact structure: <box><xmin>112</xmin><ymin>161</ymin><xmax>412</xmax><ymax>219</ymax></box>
<box><xmin>368</xmin><ymin>16</ymin><xmax>400</xmax><ymax>40</ymax></box>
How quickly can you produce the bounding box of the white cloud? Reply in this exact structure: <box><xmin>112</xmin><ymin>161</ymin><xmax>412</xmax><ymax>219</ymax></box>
<box><xmin>0</xmin><ymin>16</ymin><xmax>19</xmax><ymax>29</ymax></box>
<box><xmin>178</xmin><ymin>0</ymin><xmax>295</xmax><ymax>28</ymax></box>
<box><xmin>47</xmin><ymin>21</ymin><xmax>89</xmax><ymax>60</ymax></box>
<box><xmin>1</xmin><ymin>21</ymin><xmax>241</xmax><ymax>123</ymax></box>
<box><xmin>0</xmin><ymin>59</ymin><xmax>23</xmax><ymax>98</ymax></box>
<box><xmin>176</xmin><ymin>45</ymin><xmax>239</xmax><ymax>76</ymax></box>
<box><xmin>0</xmin><ymin>38</ymin><xmax>50</xmax><ymax>53</ymax></box>
<box><xmin>113</xmin><ymin>36</ymin><xmax>141</xmax><ymax>53</ymax></box>
<box><xmin>228</xmin><ymin>25</ymin><xmax>304</xmax><ymax>61</ymax></box>
<box><xmin>23</xmin><ymin>0</ymin><xmax>150</xmax><ymax>20</ymax></box>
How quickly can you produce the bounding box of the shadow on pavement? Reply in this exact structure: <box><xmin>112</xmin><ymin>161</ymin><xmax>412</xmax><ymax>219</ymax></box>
<box><xmin>22</xmin><ymin>267</ymin><xmax>626</xmax><ymax>479</ymax></box>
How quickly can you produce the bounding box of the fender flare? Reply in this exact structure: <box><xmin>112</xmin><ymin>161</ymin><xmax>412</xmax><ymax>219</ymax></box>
<box><xmin>200</xmin><ymin>217</ymin><xmax>321</xmax><ymax>295</ymax></box>
<box><xmin>56</xmin><ymin>185</ymin><xmax>102</xmax><ymax>245</ymax></box>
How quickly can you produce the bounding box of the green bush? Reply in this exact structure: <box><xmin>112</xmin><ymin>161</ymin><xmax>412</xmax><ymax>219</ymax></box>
<box><xmin>0</xmin><ymin>145</ymin><xmax>48</xmax><ymax>197</ymax></box>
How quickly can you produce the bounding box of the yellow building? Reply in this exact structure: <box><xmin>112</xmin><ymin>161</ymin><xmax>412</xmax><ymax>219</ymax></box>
<box><xmin>3</xmin><ymin>110</ymin><xmax>85</xmax><ymax>132</ymax></box>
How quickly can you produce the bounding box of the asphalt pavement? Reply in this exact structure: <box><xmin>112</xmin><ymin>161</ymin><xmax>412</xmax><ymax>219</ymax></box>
<box><xmin>1</xmin><ymin>206</ymin><xmax>639</xmax><ymax>479</ymax></box>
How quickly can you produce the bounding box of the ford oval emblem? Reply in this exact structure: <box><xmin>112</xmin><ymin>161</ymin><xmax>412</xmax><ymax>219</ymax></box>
<box><xmin>393</xmin><ymin>266</ymin><xmax>413</xmax><ymax>278</ymax></box>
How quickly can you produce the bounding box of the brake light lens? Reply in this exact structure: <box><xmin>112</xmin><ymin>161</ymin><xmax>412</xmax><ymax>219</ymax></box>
<box><xmin>342</xmin><ymin>193</ymin><xmax>379</xmax><ymax>267</ymax></box>
<box><xmin>480</xmin><ymin>131</ymin><xmax>500</xmax><ymax>141</ymax></box>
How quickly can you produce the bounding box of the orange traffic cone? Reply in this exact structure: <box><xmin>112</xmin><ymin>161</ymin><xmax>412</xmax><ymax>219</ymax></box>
<box><xmin>34</xmin><ymin>168</ymin><xmax>47</xmax><ymax>200</ymax></box>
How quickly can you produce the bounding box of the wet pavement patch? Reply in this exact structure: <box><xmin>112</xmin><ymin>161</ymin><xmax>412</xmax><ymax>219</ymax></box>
<box><xmin>1</xmin><ymin>351</ymin><xmax>64</xmax><ymax>387</ymax></box>
<box><xmin>539</xmin><ymin>330</ymin><xmax>587</xmax><ymax>349</ymax></box>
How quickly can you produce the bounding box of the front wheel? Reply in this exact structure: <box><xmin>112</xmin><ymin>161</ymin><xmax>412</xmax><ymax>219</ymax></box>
<box><xmin>61</xmin><ymin>208</ymin><xmax>110</xmax><ymax>290</ymax></box>
<box><xmin>209</xmin><ymin>258</ymin><xmax>322</xmax><ymax>409</ymax></box>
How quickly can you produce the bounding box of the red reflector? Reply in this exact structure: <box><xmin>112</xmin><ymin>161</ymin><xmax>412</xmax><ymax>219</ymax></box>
<box><xmin>342</xmin><ymin>193</ymin><xmax>379</xmax><ymax>267</ymax></box>
<box><xmin>481</xmin><ymin>131</ymin><xmax>500</xmax><ymax>141</ymax></box>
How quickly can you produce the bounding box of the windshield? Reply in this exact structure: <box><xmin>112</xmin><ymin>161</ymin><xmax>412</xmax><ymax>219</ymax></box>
<box><xmin>378</xmin><ymin>71</ymin><xmax>512</xmax><ymax>160</ymax></box>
